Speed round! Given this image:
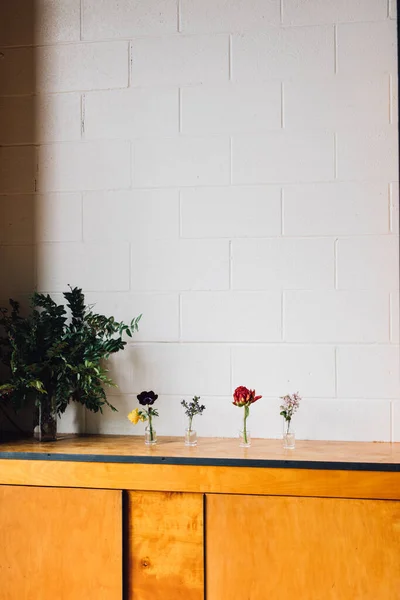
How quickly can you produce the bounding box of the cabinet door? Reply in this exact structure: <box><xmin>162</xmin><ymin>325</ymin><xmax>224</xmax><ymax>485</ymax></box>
<box><xmin>206</xmin><ymin>494</ymin><xmax>400</xmax><ymax>600</ymax></box>
<box><xmin>0</xmin><ymin>485</ymin><xmax>122</xmax><ymax>600</ymax></box>
<box><xmin>126</xmin><ymin>491</ymin><xmax>204</xmax><ymax>600</ymax></box>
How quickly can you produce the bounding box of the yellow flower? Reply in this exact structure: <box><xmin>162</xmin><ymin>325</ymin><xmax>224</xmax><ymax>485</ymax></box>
<box><xmin>127</xmin><ymin>408</ymin><xmax>141</xmax><ymax>425</ymax></box>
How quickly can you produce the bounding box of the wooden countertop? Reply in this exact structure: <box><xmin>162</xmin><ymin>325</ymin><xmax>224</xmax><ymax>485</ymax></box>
<box><xmin>1</xmin><ymin>435</ymin><xmax>400</xmax><ymax>472</ymax></box>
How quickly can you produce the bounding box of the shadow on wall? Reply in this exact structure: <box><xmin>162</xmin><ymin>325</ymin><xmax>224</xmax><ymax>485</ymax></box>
<box><xmin>0</xmin><ymin>2</ymin><xmax>37</xmax><ymax>434</ymax></box>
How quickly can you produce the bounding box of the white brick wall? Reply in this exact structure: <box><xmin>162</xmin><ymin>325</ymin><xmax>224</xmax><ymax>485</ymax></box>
<box><xmin>232</xmin><ymin>132</ymin><xmax>335</xmax><ymax>183</ymax></box>
<box><xmin>82</xmin><ymin>0</ymin><xmax>178</xmax><ymax>39</ymax></box>
<box><xmin>337</xmin><ymin>21</ymin><xmax>397</xmax><ymax>74</ymax></box>
<box><xmin>132</xmin><ymin>136</ymin><xmax>231</xmax><ymax>187</ymax></box>
<box><xmin>232</xmin><ymin>239</ymin><xmax>334</xmax><ymax>290</ymax></box>
<box><xmin>179</xmin><ymin>0</ymin><xmax>281</xmax><ymax>33</ymax></box>
<box><xmin>37</xmin><ymin>42</ymin><xmax>129</xmax><ymax>93</ymax></box>
<box><xmin>84</xmin><ymin>89</ymin><xmax>179</xmax><ymax>139</ymax></box>
<box><xmin>181</xmin><ymin>83</ymin><xmax>281</xmax><ymax>134</ymax></box>
<box><xmin>283</xmin><ymin>183</ymin><xmax>390</xmax><ymax>236</ymax></box>
<box><xmin>232</xmin><ymin>27</ymin><xmax>335</xmax><ymax>80</ymax></box>
<box><xmin>37</xmin><ymin>141</ymin><xmax>131</xmax><ymax>192</ymax></box>
<box><xmin>0</xmin><ymin>0</ymin><xmax>398</xmax><ymax>441</ymax></box>
<box><xmin>281</xmin><ymin>0</ymin><xmax>388</xmax><ymax>26</ymax></box>
<box><xmin>284</xmin><ymin>76</ymin><xmax>390</xmax><ymax>129</ymax></box>
<box><xmin>130</xmin><ymin>35</ymin><xmax>229</xmax><ymax>86</ymax></box>
<box><xmin>180</xmin><ymin>186</ymin><xmax>281</xmax><ymax>238</ymax></box>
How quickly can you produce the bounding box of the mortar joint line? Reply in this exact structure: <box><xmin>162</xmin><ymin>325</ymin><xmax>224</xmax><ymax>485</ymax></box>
<box><xmin>80</xmin><ymin>0</ymin><xmax>84</xmax><ymax>41</ymax></box>
<box><xmin>80</xmin><ymin>93</ymin><xmax>86</xmax><ymax>139</ymax></box>
<box><xmin>177</xmin><ymin>0</ymin><xmax>182</xmax><ymax>32</ymax></box>
<box><xmin>280</xmin><ymin>0</ymin><xmax>284</xmax><ymax>24</ymax></box>
<box><xmin>128</xmin><ymin>43</ymin><xmax>132</xmax><ymax>87</ymax></box>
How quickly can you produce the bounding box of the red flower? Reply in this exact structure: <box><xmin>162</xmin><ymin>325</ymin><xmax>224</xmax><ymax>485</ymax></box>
<box><xmin>233</xmin><ymin>386</ymin><xmax>262</xmax><ymax>407</ymax></box>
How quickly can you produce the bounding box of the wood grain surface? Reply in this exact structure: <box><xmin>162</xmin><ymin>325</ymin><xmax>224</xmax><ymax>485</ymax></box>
<box><xmin>1</xmin><ymin>434</ymin><xmax>400</xmax><ymax>465</ymax></box>
<box><xmin>0</xmin><ymin>485</ymin><xmax>122</xmax><ymax>600</ymax></box>
<box><xmin>1</xmin><ymin>459</ymin><xmax>400</xmax><ymax>499</ymax></box>
<box><xmin>1</xmin><ymin>436</ymin><xmax>400</xmax><ymax>499</ymax></box>
<box><xmin>126</xmin><ymin>491</ymin><xmax>204</xmax><ymax>600</ymax></box>
<box><xmin>206</xmin><ymin>493</ymin><xmax>400</xmax><ymax>600</ymax></box>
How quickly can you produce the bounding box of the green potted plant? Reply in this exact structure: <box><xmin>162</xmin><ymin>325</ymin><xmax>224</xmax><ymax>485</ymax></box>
<box><xmin>0</xmin><ymin>287</ymin><xmax>141</xmax><ymax>441</ymax></box>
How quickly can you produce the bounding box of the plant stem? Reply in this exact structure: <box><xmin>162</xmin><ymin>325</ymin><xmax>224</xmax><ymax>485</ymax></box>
<box><xmin>243</xmin><ymin>405</ymin><xmax>249</xmax><ymax>444</ymax></box>
<box><xmin>188</xmin><ymin>416</ymin><xmax>193</xmax><ymax>433</ymax></box>
<box><xmin>148</xmin><ymin>410</ymin><xmax>153</xmax><ymax>441</ymax></box>
<box><xmin>286</xmin><ymin>418</ymin><xmax>291</xmax><ymax>435</ymax></box>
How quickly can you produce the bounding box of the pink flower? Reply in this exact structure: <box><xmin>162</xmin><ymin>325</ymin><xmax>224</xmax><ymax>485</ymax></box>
<box><xmin>233</xmin><ymin>386</ymin><xmax>262</xmax><ymax>407</ymax></box>
<box><xmin>280</xmin><ymin>392</ymin><xmax>301</xmax><ymax>420</ymax></box>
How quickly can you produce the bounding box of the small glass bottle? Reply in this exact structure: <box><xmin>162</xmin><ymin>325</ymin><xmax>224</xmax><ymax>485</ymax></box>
<box><xmin>239</xmin><ymin>429</ymin><xmax>251</xmax><ymax>448</ymax></box>
<box><xmin>283</xmin><ymin>419</ymin><xmax>295</xmax><ymax>449</ymax></box>
<box><xmin>185</xmin><ymin>428</ymin><xmax>197</xmax><ymax>447</ymax></box>
<box><xmin>145</xmin><ymin>425</ymin><xmax>157</xmax><ymax>446</ymax></box>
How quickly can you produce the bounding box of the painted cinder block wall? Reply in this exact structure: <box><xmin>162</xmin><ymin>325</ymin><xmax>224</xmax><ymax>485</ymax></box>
<box><xmin>0</xmin><ymin>0</ymin><xmax>399</xmax><ymax>440</ymax></box>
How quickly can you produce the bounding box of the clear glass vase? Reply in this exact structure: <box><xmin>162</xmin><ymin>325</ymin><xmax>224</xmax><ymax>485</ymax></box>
<box><xmin>185</xmin><ymin>428</ymin><xmax>197</xmax><ymax>446</ymax></box>
<box><xmin>144</xmin><ymin>425</ymin><xmax>157</xmax><ymax>446</ymax></box>
<box><xmin>34</xmin><ymin>396</ymin><xmax>57</xmax><ymax>442</ymax></box>
<box><xmin>239</xmin><ymin>429</ymin><xmax>251</xmax><ymax>448</ymax></box>
<box><xmin>283</xmin><ymin>420</ymin><xmax>295</xmax><ymax>449</ymax></box>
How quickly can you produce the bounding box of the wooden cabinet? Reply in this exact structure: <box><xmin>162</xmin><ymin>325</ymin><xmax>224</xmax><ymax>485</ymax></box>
<box><xmin>0</xmin><ymin>436</ymin><xmax>399</xmax><ymax>600</ymax></box>
<box><xmin>206</xmin><ymin>494</ymin><xmax>400</xmax><ymax>600</ymax></box>
<box><xmin>126</xmin><ymin>491</ymin><xmax>204</xmax><ymax>600</ymax></box>
<box><xmin>0</xmin><ymin>485</ymin><xmax>122</xmax><ymax>600</ymax></box>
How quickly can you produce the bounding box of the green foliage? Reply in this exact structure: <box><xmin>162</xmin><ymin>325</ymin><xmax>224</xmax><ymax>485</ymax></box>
<box><xmin>0</xmin><ymin>287</ymin><xmax>141</xmax><ymax>415</ymax></box>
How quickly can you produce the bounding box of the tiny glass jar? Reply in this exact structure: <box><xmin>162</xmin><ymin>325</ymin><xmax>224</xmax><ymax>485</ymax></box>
<box><xmin>239</xmin><ymin>429</ymin><xmax>251</xmax><ymax>448</ymax></box>
<box><xmin>283</xmin><ymin>429</ymin><xmax>296</xmax><ymax>450</ymax></box>
<box><xmin>283</xmin><ymin>421</ymin><xmax>295</xmax><ymax>449</ymax></box>
<box><xmin>145</xmin><ymin>426</ymin><xmax>157</xmax><ymax>446</ymax></box>
<box><xmin>185</xmin><ymin>428</ymin><xmax>197</xmax><ymax>447</ymax></box>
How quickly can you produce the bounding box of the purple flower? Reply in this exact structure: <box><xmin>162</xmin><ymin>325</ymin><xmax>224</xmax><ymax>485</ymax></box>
<box><xmin>137</xmin><ymin>390</ymin><xmax>158</xmax><ymax>406</ymax></box>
